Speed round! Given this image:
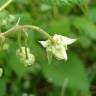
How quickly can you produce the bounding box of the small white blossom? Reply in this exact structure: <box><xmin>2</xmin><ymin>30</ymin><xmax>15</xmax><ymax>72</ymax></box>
<box><xmin>0</xmin><ymin>68</ymin><xmax>3</xmax><ymax>78</ymax></box>
<box><xmin>39</xmin><ymin>34</ymin><xmax>77</xmax><ymax>61</ymax></box>
<box><xmin>22</xmin><ymin>93</ymin><xmax>28</xmax><ymax>96</ymax></box>
<box><xmin>16</xmin><ymin>47</ymin><xmax>35</xmax><ymax>66</ymax></box>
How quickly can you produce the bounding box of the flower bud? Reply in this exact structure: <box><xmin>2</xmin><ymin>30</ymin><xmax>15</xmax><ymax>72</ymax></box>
<box><xmin>23</xmin><ymin>54</ymin><xmax>35</xmax><ymax>67</ymax></box>
<box><xmin>0</xmin><ymin>68</ymin><xmax>3</xmax><ymax>78</ymax></box>
<box><xmin>16</xmin><ymin>47</ymin><xmax>35</xmax><ymax>66</ymax></box>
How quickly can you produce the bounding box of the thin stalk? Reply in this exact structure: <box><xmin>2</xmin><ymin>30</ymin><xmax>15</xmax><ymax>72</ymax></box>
<box><xmin>61</xmin><ymin>79</ymin><xmax>68</xmax><ymax>96</ymax></box>
<box><xmin>0</xmin><ymin>25</ymin><xmax>54</xmax><ymax>42</ymax></box>
<box><xmin>17</xmin><ymin>31</ymin><xmax>22</xmax><ymax>52</ymax></box>
<box><xmin>23</xmin><ymin>30</ymin><xmax>28</xmax><ymax>59</ymax></box>
<box><xmin>0</xmin><ymin>0</ymin><xmax>13</xmax><ymax>11</ymax></box>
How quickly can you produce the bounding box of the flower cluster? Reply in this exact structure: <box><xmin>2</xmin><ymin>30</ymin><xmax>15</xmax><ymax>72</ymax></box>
<box><xmin>39</xmin><ymin>34</ymin><xmax>76</xmax><ymax>61</ymax></box>
<box><xmin>16</xmin><ymin>47</ymin><xmax>35</xmax><ymax>67</ymax></box>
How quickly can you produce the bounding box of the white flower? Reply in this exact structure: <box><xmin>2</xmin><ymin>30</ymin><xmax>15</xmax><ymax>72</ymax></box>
<box><xmin>16</xmin><ymin>47</ymin><xmax>35</xmax><ymax>66</ymax></box>
<box><xmin>39</xmin><ymin>34</ymin><xmax>77</xmax><ymax>61</ymax></box>
<box><xmin>53</xmin><ymin>34</ymin><xmax>76</xmax><ymax>45</ymax></box>
<box><xmin>0</xmin><ymin>68</ymin><xmax>3</xmax><ymax>78</ymax></box>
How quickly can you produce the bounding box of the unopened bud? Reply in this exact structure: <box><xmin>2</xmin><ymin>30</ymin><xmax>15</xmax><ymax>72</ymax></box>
<box><xmin>0</xmin><ymin>68</ymin><xmax>3</xmax><ymax>78</ymax></box>
<box><xmin>16</xmin><ymin>47</ymin><xmax>35</xmax><ymax>66</ymax></box>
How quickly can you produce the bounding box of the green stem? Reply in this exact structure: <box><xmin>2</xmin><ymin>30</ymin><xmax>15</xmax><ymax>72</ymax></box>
<box><xmin>24</xmin><ymin>30</ymin><xmax>28</xmax><ymax>59</ymax></box>
<box><xmin>0</xmin><ymin>25</ymin><xmax>53</xmax><ymax>42</ymax></box>
<box><xmin>17</xmin><ymin>31</ymin><xmax>22</xmax><ymax>52</ymax></box>
<box><xmin>0</xmin><ymin>0</ymin><xmax>13</xmax><ymax>11</ymax></box>
<box><xmin>61</xmin><ymin>79</ymin><xmax>68</xmax><ymax>96</ymax></box>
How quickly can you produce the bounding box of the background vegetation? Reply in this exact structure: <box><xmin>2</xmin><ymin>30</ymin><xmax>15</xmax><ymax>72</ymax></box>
<box><xmin>0</xmin><ymin>0</ymin><xmax>96</xmax><ymax>96</ymax></box>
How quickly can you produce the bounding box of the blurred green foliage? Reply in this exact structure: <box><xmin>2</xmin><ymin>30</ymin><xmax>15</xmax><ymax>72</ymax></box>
<box><xmin>0</xmin><ymin>0</ymin><xmax>96</xmax><ymax>96</ymax></box>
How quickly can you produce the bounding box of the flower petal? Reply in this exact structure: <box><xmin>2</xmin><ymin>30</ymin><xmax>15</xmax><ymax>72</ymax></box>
<box><xmin>62</xmin><ymin>47</ymin><xmax>67</xmax><ymax>60</ymax></box>
<box><xmin>39</xmin><ymin>41</ymin><xmax>48</xmax><ymax>48</ymax></box>
<box><xmin>62</xmin><ymin>36</ymin><xmax>77</xmax><ymax>45</ymax></box>
<box><xmin>53</xmin><ymin>34</ymin><xmax>62</xmax><ymax>43</ymax></box>
<box><xmin>53</xmin><ymin>34</ymin><xmax>76</xmax><ymax>45</ymax></box>
<box><xmin>52</xmin><ymin>45</ymin><xmax>67</xmax><ymax>60</ymax></box>
<box><xmin>53</xmin><ymin>34</ymin><xmax>61</xmax><ymax>40</ymax></box>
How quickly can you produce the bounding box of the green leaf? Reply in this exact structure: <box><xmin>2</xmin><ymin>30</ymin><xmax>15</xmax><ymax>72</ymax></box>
<box><xmin>79</xmin><ymin>36</ymin><xmax>92</xmax><ymax>48</ymax></box>
<box><xmin>8</xmin><ymin>54</ymin><xmax>28</xmax><ymax>77</ymax></box>
<box><xmin>40</xmin><ymin>52</ymin><xmax>89</xmax><ymax>91</ymax></box>
<box><xmin>73</xmin><ymin>17</ymin><xmax>96</xmax><ymax>40</ymax></box>
<box><xmin>41</xmin><ymin>0</ymin><xmax>88</xmax><ymax>6</ymax></box>
<box><xmin>0</xmin><ymin>80</ymin><xmax>6</xmax><ymax>96</ymax></box>
<box><xmin>0</xmin><ymin>0</ymin><xmax>6</xmax><ymax>6</ymax></box>
<box><xmin>47</xmin><ymin>17</ymin><xmax>71</xmax><ymax>36</ymax></box>
<box><xmin>89</xmin><ymin>7</ymin><xmax>96</xmax><ymax>22</ymax></box>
